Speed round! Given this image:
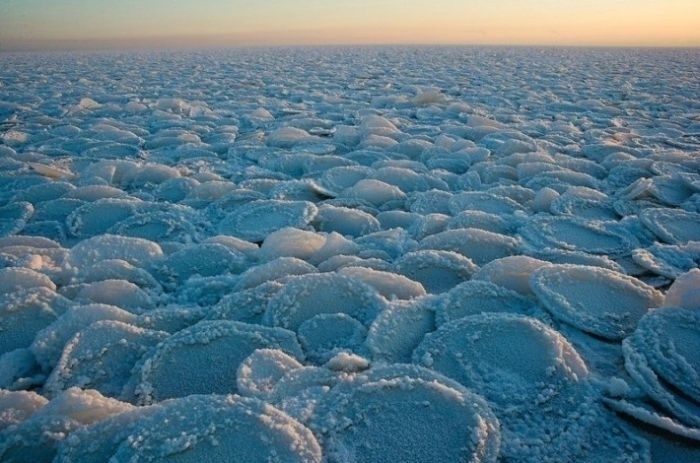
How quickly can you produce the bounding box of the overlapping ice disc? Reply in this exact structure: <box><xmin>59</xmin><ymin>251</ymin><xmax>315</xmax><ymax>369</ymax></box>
<box><xmin>622</xmin><ymin>307</ymin><xmax>700</xmax><ymax>430</ymax></box>
<box><xmin>530</xmin><ymin>264</ymin><xmax>664</xmax><ymax>340</ymax></box>
<box><xmin>55</xmin><ymin>394</ymin><xmax>322</xmax><ymax>463</ymax></box>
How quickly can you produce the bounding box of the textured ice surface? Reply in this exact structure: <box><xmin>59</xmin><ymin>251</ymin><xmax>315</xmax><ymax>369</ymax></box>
<box><xmin>2</xmin><ymin>46</ymin><xmax>700</xmax><ymax>462</ymax></box>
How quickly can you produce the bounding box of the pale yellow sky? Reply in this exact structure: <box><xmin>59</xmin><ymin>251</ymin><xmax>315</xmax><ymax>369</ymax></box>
<box><xmin>1</xmin><ymin>0</ymin><xmax>698</xmax><ymax>50</ymax></box>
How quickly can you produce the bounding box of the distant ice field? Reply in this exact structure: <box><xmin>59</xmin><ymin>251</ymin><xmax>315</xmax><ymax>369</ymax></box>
<box><xmin>1</xmin><ymin>46</ymin><xmax>700</xmax><ymax>462</ymax></box>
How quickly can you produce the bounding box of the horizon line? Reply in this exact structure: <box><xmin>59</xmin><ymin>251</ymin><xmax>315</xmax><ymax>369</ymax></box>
<box><xmin>3</xmin><ymin>35</ymin><xmax>699</xmax><ymax>53</ymax></box>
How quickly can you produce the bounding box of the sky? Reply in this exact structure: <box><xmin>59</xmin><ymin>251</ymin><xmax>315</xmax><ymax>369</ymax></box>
<box><xmin>1</xmin><ymin>0</ymin><xmax>699</xmax><ymax>51</ymax></box>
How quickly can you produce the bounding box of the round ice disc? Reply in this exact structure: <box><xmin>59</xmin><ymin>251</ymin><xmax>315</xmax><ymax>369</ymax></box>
<box><xmin>105</xmin><ymin>395</ymin><xmax>322</xmax><ymax>462</ymax></box>
<box><xmin>263</xmin><ymin>272</ymin><xmax>387</xmax><ymax>331</ymax></box>
<box><xmin>0</xmin><ymin>201</ymin><xmax>34</xmax><ymax>237</ymax></box>
<box><xmin>393</xmin><ymin>249</ymin><xmax>478</xmax><ymax>294</ymax></box>
<box><xmin>414</xmin><ymin>313</ymin><xmax>588</xmax><ymax>407</ymax></box>
<box><xmin>45</xmin><ymin>320</ymin><xmax>168</xmax><ymax>400</ymax></box>
<box><xmin>448</xmin><ymin>191</ymin><xmax>525</xmax><ymax>215</ymax></box>
<box><xmin>316</xmin><ymin>368</ymin><xmax>500</xmax><ymax>463</ymax></box>
<box><xmin>641</xmin><ymin>308</ymin><xmax>700</xmax><ymax>402</ymax></box>
<box><xmin>437</xmin><ymin>280</ymin><xmax>534</xmax><ymax>325</ymax></box>
<box><xmin>639</xmin><ymin>208</ymin><xmax>700</xmax><ymax>245</ymax></box>
<box><xmin>623</xmin><ymin>307</ymin><xmax>700</xmax><ymax>427</ymax></box>
<box><xmin>136</xmin><ymin>320</ymin><xmax>303</xmax><ymax>403</ymax></box>
<box><xmin>67</xmin><ymin>198</ymin><xmax>141</xmax><ymax>238</ymax></box>
<box><xmin>217</xmin><ymin>199</ymin><xmax>318</xmax><ymax>242</ymax></box>
<box><xmin>530</xmin><ymin>264</ymin><xmax>663</xmax><ymax>340</ymax></box>
<box><xmin>519</xmin><ymin>215</ymin><xmax>637</xmax><ymax>257</ymax></box>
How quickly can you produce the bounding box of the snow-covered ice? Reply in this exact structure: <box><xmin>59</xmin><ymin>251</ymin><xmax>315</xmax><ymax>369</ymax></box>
<box><xmin>1</xmin><ymin>46</ymin><xmax>700</xmax><ymax>462</ymax></box>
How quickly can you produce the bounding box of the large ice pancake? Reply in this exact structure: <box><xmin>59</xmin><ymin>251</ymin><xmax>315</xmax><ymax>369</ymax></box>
<box><xmin>234</xmin><ymin>256</ymin><xmax>317</xmax><ymax>290</ymax></box>
<box><xmin>471</xmin><ymin>255</ymin><xmax>550</xmax><ymax>296</ymax></box>
<box><xmin>74</xmin><ymin>278</ymin><xmax>155</xmax><ymax>312</ymax></box>
<box><xmin>309</xmin><ymin>364</ymin><xmax>501</xmax><ymax>463</ymax></box>
<box><xmin>418</xmin><ymin>227</ymin><xmax>520</xmax><ymax>266</ymax></box>
<box><xmin>45</xmin><ymin>320</ymin><xmax>168</xmax><ymax>401</ymax></box>
<box><xmin>11</xmin><ymin>181</ymin><xmax>75</xmax><ymax>204</ymax></box>
<box><xmin>217</xmin><ymin>199</ymin><xmax>318</xmax><ymax>242</ymax></box>
<box><xmin>263</xmin><ymin>272</ymin><xmax>387</xmax><ymax>331</ymax></box>
<box><xmin>436</xmin><ymin>280</ymin><xmax>535</xmax><ymax>325</ymax></box>
<box><xmin>297</xmin><ymin>312</ymin><xmax>369</xmax><ymax>364</ymax></box>
<box><xmin>30</xmin><ymin>303</ymin><xmax>138</xmax><ymax>373</ymax></box>
<box><xmin>151</xmin><ymin>242</ymin><xmax>248</xmax><ymax>288</ymax></box>
<box><xmin>530</xmin><ymin>264</ymin><xmax>664</xmax><ymax>340</ymax></box>
<box><xmin>662</xmin><ymin>268</ymin><xmax>700</xmax><ymax>310</ymax></box>
<box><xmin>312</xmin><ymin>204</ymin><xmax>381</xmax><ymax>237</ymax></box>
<box><xmin>66</xmin><ymin>234</ymin><xmax>163</xmax><ymax>272</ymax></box>
<box><xmin>319</xmin><ymin>165</ymin><xmax>373</xmax><ymax>193</ymax></box>
<box><xmin>393</xmin><ymin>249</ymin><xmax>478</xmax><ymax>294</ymax></box>
<box><xmin>447</xmin><ymin>209</ymin><xmax>519</xmax><ymax>235</ymax></box>
<box><xmin>448</xmin><ymin>191</ymin><xmax>525</xmax><ymax>215</ymax></box>
<box><xmin>0</xmin><ymin>390</ymin><xmax>48</xmax><ymax>430</ymax></box>
<box><xmin>639</xmin><ymin>208</ymin><xmax>700</xmax><ymax>244</ymax></box>
<box><xmin>367</xmin><ymin>294</ymin><xmax>437</xmax><ymax>361</ymax></box>
<box><xmin>413</xmin><ymin>313</ymin><xmax>588</xmax><ymax>407</ymax></box>
<box><xmin>407</xmin><ymin>189</ymin><xmax>453</xmax><ymax>214</ymax></box>
<box><xmin>0</xmin><ymin>201</ymin><xmax>33</xmax><ymax>237</ymax></box>
<box><xmin>236</xmin><ymin>348</ymin><xmax>304</xmax><ymax>398</ymax></box>
<box><xmin>413</xmin><ymin>313</ymin><xmax>647</xmax><ymax>462</ymax></box>
<box><xmin>108</xmin><ymin>208</ymin><xmax>200</xmax><ymax>243</ymax></box>
<box><xmin>208</xmin><ymin>280</ymin><xmax>284</xmax><ymax>325</ymax></box>
<box><xmin>622</xmin><ymin>307</ymin><xmax>700</xmax><ymax>430</ymax></box>
<box><xmin>66</xmin><ymin>198</ymin><xmax>142</xmax><ymax>238</ymax></box>
<box><xmin>0</xmin><ymin>388</ymin><xmax>133</xmax><ymax>463</ymax></box>
<box><xmin>0</xmin><ymin>288</ymin><xmax>71</xmax><ymax>357</ymax></box>
<box><xmin>339</xmin><ymin>178</ymin><xmax>407</xmax><ymax>208</ymax></box>
<box><xmin>0</xmin><ymin>267</ymin><xmax>56</xmax><ymax>294</ymax></box>
<box><xmin>603</xmin><ymin>398</ymin><xmax>700</xmax><ymax>442</ymax></box>
<box><xmin>54</xmin><ymin>394</ymin><xmax>322</xmax><ymax>463</ymax></box>
<box><xmin>259</xmin><ymin>227</ymin><xmax>327</xmax><ymax>261</ymax></box>
<box><xmin>632</xmin><ymin>241</ymin><xmax>700</xmax><ymax>279</ymax></box>
<box><xmin>337</xmin><ymin>266</ymin><xmax>426</xmax><ymax>300</ymax></box>
<box><xmin>519</xmin><ymin>215</ymin><xmax>638</xmax><ymax>257</ymax></box>
<box><xmin>135</xmin><ymin>320</ymin><xmax>303</xmax><ymax>403</ymax></box>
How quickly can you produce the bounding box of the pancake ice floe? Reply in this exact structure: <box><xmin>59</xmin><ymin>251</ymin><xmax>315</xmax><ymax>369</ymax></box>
<box><xmin>414</xmin><ymin>313</ymin><xmax>647</xmax><ymax>462</ymax></box>
<box><xmin>44</xmin><ymin>320</ymin><xmax>168</xmax><ymax>401</ymax></box>
<box><xmin>436</xmin><ymin>280</ymin><xmax>536</xmax><ymax>325</ymax></box>
<box><xmin>135</xmin><ymin>320</ymin><xmax>303</xmax><ymax>403</ymax></box>
<box><xmin>217</xmin><ymin>199</ymin><xmax>318</xmax><ymax>242</ymax></box>
<box><xmin>619</xmin><ymin>307</ymin><xmax>700</xmax><ymax>436</ymax></box>
<box><xmin>0</xmin><ymin>201</ymin><xmax>33</xmax><ymax>237</ymax></box>
<box><xmin>0</xmin><ymin>288</ymin><xmax>71</xmax><ymax>359</ymax></box>
<box><xmin>365</xmin><ymin>296</ymin><xmax>437</xmax><ymax>363</ymax></box>
<box><xmin>310</xmin><ymin>364</ymin><xmax>501</xmax><ymax>463</ymax></box>
<box><xmin>393</xmin><ymin>249</ymin><xmax>478</xmax><ymax>293</ymax></box>
<box><xmin>519</xmin><ymin>215</ymin><xmax>638</xmax><ymax>257</ymax></box>
<box><xmin>639</xmin><ymin>208</ymin><xmax>700</xmax><ymax>245</ymax></box>
<box><xmin>262</xmin><ymin>272</ymin><xmax>387</xmax><ymax>330</ymax></box>
<box><xmin>53</xmin><ymin>394</ymin><xmax>322</xmax><ymax>463</ymax></box>
<box><xmin>530</xmin><ymin>264</ymin><xmax>664</xmax><ymax>340</ymax></box>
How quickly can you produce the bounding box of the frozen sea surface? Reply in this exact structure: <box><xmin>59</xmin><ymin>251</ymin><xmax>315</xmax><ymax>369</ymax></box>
<box><xmin>1</xmin><ymin>46</ymin><xmax>700</xmax><ymax>462</ymax></box>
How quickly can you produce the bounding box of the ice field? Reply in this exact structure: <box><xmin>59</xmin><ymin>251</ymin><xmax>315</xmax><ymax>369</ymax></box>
<box><xmin>1</xmin><ymin>46</ymin><xmax>700</xmax><ymax>462</ymax></box>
